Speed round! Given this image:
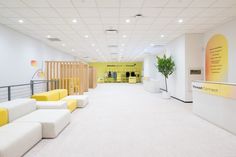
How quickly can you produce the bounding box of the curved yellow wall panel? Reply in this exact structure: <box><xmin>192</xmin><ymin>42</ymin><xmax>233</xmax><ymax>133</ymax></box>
<box><xmin>0</xmin><ymin>108</ymin><xmax>8</xmax><ymax>127</ymax></box>
<box><xmin>206</xmin><ymin>34</ymin><xmax>228</xmax><ymax>82</ymax></box>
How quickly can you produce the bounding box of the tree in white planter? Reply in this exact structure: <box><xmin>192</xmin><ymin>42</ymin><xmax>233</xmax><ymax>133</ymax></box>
<box><xmin>156</xmin><ymin>54</ymin><xmax>175</xmax><ymax>93</ymax></box>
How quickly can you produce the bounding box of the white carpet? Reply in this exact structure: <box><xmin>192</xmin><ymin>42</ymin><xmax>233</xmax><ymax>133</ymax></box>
<box><xmin>25</xmin><ymin>83</ymin><xmax>236</xmax><ymax>157</ymax></box>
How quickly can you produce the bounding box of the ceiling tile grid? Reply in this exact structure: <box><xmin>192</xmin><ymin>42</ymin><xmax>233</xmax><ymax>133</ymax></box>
<box><xmin>0</xmin><ymin>0</ymin><xmax>235</xmax><ymax>62</ymax></box>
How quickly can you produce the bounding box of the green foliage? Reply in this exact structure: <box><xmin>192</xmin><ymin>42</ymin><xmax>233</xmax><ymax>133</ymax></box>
<box><xmin>156</xmin><ymin>54</ymin><xmax>175</xmax><ymax>79</ymax></box>
<box><xmin>156</xmin><ymin>54</ymin><xmax>175</xmax><ymax>92</ymax></box>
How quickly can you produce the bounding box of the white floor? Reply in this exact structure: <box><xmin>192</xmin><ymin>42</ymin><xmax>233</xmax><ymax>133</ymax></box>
<box><xmin>25</xmin><ymin>83</ymin><xmax>236</xmax><ymax>157</ymax></box>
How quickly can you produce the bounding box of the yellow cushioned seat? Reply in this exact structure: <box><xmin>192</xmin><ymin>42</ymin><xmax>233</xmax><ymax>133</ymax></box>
<box><xmin>53</xmin><ymin>89</ymin><xmax>68</xmax><ymax>99</ymax></box>
<box><xmin>47</xmin><ymin>91</ymin><xmax>60</xmax><ymax>101</ymax></box>
<box><xmin>32</xmin><ymin>89</ymin><xmax>78</xmax><ymax>112</ymax></box>
<box><xmin>31</xmin><ymin>92</ymin><xmax>49</xmax><ymax>101</ymax></box>
<box><xmin>63</xmin><ymin>99</ymin><xmax>77</xmax><ymax>112</ymax></box>
<box><xmin>32</xmin><ymin>91</ymin><xmax>60</xmax><ymax>101</ymax></box>
<box><xmin>0</xmin><ymin>108</ymin><xmax>8</xmax><ymax>127</ymax></box>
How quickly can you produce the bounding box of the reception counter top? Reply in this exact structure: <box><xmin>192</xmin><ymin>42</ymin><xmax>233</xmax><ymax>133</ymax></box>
<box><xmin>192</xmin><ymin>81</ymin><xmax>236</xmax><ymax>99</ymax></box>
<box><xmin>192</xmin><ymin>81</ymin><xmax>236</xmax><ymax>135</ymax></box>
<box><xmin>193</xmin><ymin>80</ymin><xmax>236</xmax><ymax>86</ymax></box>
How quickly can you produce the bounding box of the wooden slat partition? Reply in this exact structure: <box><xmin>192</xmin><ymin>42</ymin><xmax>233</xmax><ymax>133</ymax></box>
<box><xmin>89</xmin><ymin>66</ymin><xmax>97</xmax><ymax>88</ymax></box>
<box><xmin>45</xmin><ymin>61</ymin><xmax>93</xmax><ymax>95</ymax></box>
<box><xmin>84</xmin><ymin>64</ymin><xmax>89</xmax><ymax>92</ymax></box>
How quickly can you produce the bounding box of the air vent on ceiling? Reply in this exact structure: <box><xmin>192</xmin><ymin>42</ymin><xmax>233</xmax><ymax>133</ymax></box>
<box><xmin>47</xmin><ymin>38</ymin><xmax>61</xmax><ymax>42</ymax></box>
<box><xmin>110</xmin><ymin>52</ymin><xmax>120</xmax><ymax>55</ymax></box>
<box><xmin>83</xmin><ymin>56</ymin><xmax>89</xmax><ymax>59</ymax></box>
<box><xmin>105</xmin><ymin>29</ymin><xmax>118</xmax><ymax>35</ymax></box>
<box><xmin>151</xmin><ymin>44</ymin><xmax>164</xmax><ymax>48</ymax></box>
<box><xmin>108</xmin><ymin>45</ymin><xmax>119</xmax><ymax>48</ymax></box>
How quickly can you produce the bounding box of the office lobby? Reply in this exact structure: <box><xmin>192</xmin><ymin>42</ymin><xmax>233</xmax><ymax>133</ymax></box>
<box><xmin>0</xmin><ymin>0</ymin><xmax>236</xmax><ymax>157</ymax></box>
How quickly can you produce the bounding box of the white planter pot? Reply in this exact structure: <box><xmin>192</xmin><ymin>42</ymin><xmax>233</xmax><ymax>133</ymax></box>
<box><xmin>162</xmin><ymin>91</ymin><xmax>171</xmax><ymax>99</ymax></box>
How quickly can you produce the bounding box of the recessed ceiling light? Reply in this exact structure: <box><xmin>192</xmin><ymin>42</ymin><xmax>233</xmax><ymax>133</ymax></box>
<box><xmin>84</xmin><ymin>35</ymin><xmax>89</xmax><ymax>38</ymax></box>
<box><xmin>91</xmin><ymin>43</ymin><xmax>95</xmax><ymax>47</ymax></box>
<box><xmin>150</xmin><ymin>43</ymin><xmax>155</xmax><ymax>47</ymax></box>
<box><xmin>178</xmin><ymin>19</ymin><xmax>183</xmax><ymax>23</ymax></box>
<box><xmin>121</xmin><ymin>43</ymin><xmax>125</xmax><ymax>47</ymax></box>
<box><xmin>126</xmin><ymin>19</ymin><xmax>130</xmax><ymax>23</ymax></box>
<box><xmin>161</xmin><ymin>34</ymin><xmax>165</xmax><ymax>38</ymax></box>
<box><xmin>122</xmin><ymin>35</ymin><xmax>127</xmax><ymax>38</ymax></box>
<box><xmin>72</xmin><ymin>19</ymin><xmax>77</xmax><ymax>23</ymax></box>
<box><xmin>62</xmin><ymin>43</ymin><xmax>66</xmax><ymax>47</ymax></box>
<box><xmin>47</xmin><ymin>35</ymin><xmax>51</xmax><ymax>38</ymax></box>
<box><xmin>18</xmin><ymin>19</ymin><xmax>24</xmax><ymax>23</ymax></box>
<box><xmin>96</xmin><ymin>49</ymin><xmax>99</xmax><ymax>52</ymax></box>
<box><xmin>71</xmin><ymin>49</ymin><xmax>75</xmax><ymax>52</ymax></box>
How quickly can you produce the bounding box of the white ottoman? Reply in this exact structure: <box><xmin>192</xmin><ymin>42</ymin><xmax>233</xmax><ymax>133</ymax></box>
<box><xmin>14</xmin><ymin>109</ymin><xmax>70</xmax><ymax>138</ymax></box>
<box><xmin>0</xmin><ymin>123</ymin><xmax>42</xmax><ymax>157</ymax></box>
<box><xmin>0</xmin><ymin>99</ymin><xmax>36</xmax><ymax>122</ymax></box>
<box><xmin>36</xmin><ymin>101</ymin><xmax>67</xmax><ymax>110</ymax></box>
<box><xmin>63</xmin><ymin>95</ymin><xmax>89</xmax><ymax>108</ymax></box>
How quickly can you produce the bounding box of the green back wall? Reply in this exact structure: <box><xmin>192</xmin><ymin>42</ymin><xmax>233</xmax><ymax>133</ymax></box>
<box><xmin>89</xmin><ymin>62</ymin><xmax>143</xmax><ymax>83</ymax></box>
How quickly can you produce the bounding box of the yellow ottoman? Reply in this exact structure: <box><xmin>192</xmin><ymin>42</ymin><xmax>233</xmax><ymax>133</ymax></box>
<box><xmin>32</xmin><ymin>91</ymin><xmax>60</xmax><ymax>101</ymax></box>
<box><xmin>0</xmin><ymin>108</ymin><xmax>8</xmax><ymax>127</ymax></box>
<box><xmin>63</xmin><ymin>100</ymin><xmax>77</xmax><ymax>112</ymax></box>
<box><xmin>53</xmin><ymin>89</ymin><xmax>68</xmax><ymax>99</ymax></box>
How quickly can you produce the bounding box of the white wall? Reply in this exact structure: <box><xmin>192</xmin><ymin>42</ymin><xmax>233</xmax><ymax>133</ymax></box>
<box><xmin>204</xmin><ymin>19</ymin><xmax>236</xmax><ymax>83</ymax></box>
<box><xmin>166</xmin><ymin>35</ymin><xmax>187</xmax><ymax>101</ymax></box>
<box><xmin>185</xmin><ymin>34</ymin><xmax>204</xmax><ymax>101</ymax></box>
<box><xmin>143</xmin><ymin>55</ymin><xmax>165</xmax><ymax>89</ymax></box>
<box><xmin>166</xmin><ymin>34</ymin><xmax>204</xmax><ymax>101</ymax></box>
<box><xmin>143</xmin><ymin>19</ymin><xmax>236</xmax><ymax>101</ymax></box>
<box><xmin>143</xmin><ymin>35</ymin><xmax>187</xmax><ymax>100</ymax></box>
<box><xmin>0</xmin><ymin>24</ymin><xmax>75</xmax><ymax>86</ymax></box>
<box><xmin>143</xmin><ymin>55</ymin><xmax>158</xmax><ymax>79</ymax></box>
<box><xmin>143</xmin><ymin>34</ymin><xmax>204</xmax><ymax>101</ymax></box>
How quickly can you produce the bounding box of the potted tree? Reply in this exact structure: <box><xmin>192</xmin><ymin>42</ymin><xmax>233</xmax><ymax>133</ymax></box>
<box><xmin>156</xmin><ymin>54</ymin><xmax>175</xmax><ymax>99</ymax></box>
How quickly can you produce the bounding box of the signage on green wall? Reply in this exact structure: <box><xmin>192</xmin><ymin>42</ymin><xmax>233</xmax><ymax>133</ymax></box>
<box><xmin>107</xmin><ymin>64</ymin><xmax>137</xmax><ymax>67</ymax></box>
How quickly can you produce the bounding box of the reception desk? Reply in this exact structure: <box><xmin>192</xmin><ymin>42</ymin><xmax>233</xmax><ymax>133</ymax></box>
<box><xmin>129</xmin><ymin>77</ymin><xmax>137</xmax><ymax>84</ymax></box>
<box><xmin>192</xmin><ymin>81</ymin><xmax>236</xmax><ymax>135</ymax></box>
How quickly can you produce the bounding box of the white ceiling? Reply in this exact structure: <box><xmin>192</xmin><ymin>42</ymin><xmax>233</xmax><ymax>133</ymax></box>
<box><xmin>0</xmin><ymin>0</ymin><xmax>236</xmax><ymax>62</ymax></box>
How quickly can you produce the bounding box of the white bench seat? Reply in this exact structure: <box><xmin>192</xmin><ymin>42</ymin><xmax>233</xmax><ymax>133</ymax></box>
<box><xmin>0</xmin><ymin>123</ymin><xmax>42</xmax><ymax>157</ymax></box>
<box><xmin>14</xmin><ymin>109</ymin><xmax>70</xmax><ymax>138</ymax></box>
<box><xmin>36</xmin><ymin>101</ymin><xmax>67</xmax><ymax>110</ymax></box>
<box><xmin>62</xmin><ymin>95</ymin><xmax>89</xmax><ymax>108</ymax></box>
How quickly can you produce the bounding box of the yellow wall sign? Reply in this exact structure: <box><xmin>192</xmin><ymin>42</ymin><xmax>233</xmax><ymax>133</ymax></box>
<box><xmin>205</xmin><ymin>34</ymin><xmax>228</xmax><ymax>82</ymax></box>
<box><xmin>193</xmin><ymin>82</ymin><xmax>236</xmax><ymax>99</ymax></box>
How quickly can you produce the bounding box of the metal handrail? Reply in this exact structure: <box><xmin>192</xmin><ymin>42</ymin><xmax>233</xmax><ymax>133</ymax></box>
<box><xmin>0</xmin><ymin>83</ymin><xmax>31</xmax><ymax>89</ymax></box>
<box><xmin>0</xmin><ymin>80</ymin><xmax>55</xmax><ymax>88</ymax></box>
<box><xmin>0</xmin><ymin>80</ymin><xmax>59</xmax><ymax>101</ymax></box>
